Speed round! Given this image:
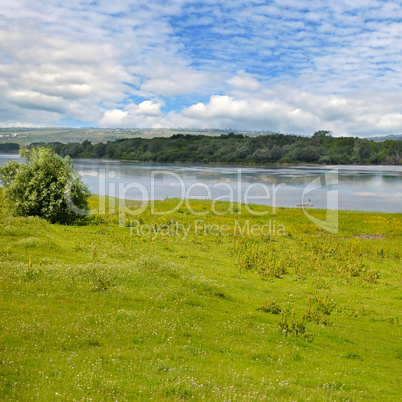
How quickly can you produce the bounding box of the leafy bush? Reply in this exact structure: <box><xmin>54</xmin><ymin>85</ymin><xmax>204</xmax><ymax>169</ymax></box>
<box><xmin>258</xmin><ymin>300</ymin><xmax>282</xmax><ymax>314</ymax></box>
<box><xmin>318</xmin><ymin>155</ymin><xmax>332</xmax><ymax>164</ymax></box>
<box><xmin>0</xmin><ymin>146</ymin><xmax>90</xmax><ymax>224</ymax></box>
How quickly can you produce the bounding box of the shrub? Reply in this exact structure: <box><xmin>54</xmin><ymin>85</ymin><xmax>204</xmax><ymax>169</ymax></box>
<box><xmin>318</xmin><ymin>155</ymin><xmax>332</xmax><ymax>164</ymax></box>
<box><xmin>0</xmin><ymin>146</ymin><xmax>90</xmax><ymax>224</ymax></box>
<box><xmin>258</xmin><ymin>300</ymin><xmax>282</xmax><ymax>314</ymax></box>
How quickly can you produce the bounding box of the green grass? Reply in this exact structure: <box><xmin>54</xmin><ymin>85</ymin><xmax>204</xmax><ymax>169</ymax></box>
<box><xmin>0</xmin><ymin>190</ymin><xmax>401</xmax><ymax>400</ymax></box>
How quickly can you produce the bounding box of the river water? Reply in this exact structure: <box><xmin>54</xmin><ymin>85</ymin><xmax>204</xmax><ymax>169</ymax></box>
<box><xmin>0</xmin><ymin>154</ymin><xmax>401</xmax><ymax>212</ymax></box>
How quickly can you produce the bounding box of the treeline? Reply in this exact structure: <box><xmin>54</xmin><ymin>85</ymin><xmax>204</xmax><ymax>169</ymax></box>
<box><xmin>0</xmin><ymin>143</ymin><xmax>19</xmax><ymax>152</ymax></box>
<box><xmin>19</xmin><ymin>131</ymin><xmax>402</xmax><ymax>164</ymax></box>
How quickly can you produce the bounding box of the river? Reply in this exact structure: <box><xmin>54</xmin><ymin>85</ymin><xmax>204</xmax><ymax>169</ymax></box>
<box><xmin>0</xmin><ymin>154</ymin><xmax>401</xmax><ymax>213</ymax></box>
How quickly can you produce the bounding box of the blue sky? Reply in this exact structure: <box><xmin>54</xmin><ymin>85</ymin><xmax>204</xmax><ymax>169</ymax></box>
<box><xmin>0</xmin><ymin>0</ymin><xmax>402</xmax><ymax>136</ymax></box>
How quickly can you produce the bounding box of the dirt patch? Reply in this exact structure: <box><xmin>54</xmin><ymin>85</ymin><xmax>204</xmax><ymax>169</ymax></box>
<box><xmin>354</xmin><ymin>234</ymin><xmax>384</xmax><ymax>240</ymax></box>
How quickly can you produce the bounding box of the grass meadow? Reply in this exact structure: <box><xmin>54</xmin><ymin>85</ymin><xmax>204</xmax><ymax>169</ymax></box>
<box><xmin>0</xmin><ymin>189</ymin><xmax>401</xmax><ymax>400</ymax></box>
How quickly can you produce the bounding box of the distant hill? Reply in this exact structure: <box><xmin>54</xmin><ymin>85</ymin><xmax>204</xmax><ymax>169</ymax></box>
<box><xmin>0</xmin><ymin>127</ymin><xmax>291</xmax><ymax>145</ymax></box>
<box><xmin>367</xmin><ymin>134</ymin><xmax>402</xmax><ymax>142</ymax></box>
<box><xmin>1</xmin><ymin>127</ymin><xmax>401</xmax><ymax>146</ymax></box>
<box><xmin>0</xmin><ymin>127</ymin><xmax>252</xmax><ymax>145</ymax></box>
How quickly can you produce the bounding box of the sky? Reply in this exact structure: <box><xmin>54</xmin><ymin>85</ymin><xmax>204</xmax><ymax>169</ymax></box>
<box><xmin>0</xmin><ymin>0</ymin><xmax>402</xmax><ymax>137</ymax></box>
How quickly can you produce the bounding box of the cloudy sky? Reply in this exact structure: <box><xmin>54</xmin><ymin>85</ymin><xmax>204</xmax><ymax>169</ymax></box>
<box><xmin>1</xmin><ymin>0</ymin><xmax>402</xmax><ymax>136</ymax></box>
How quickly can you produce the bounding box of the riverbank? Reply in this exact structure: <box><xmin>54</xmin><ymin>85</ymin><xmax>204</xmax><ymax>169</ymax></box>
<box><xmin>0</xmin><ymin>192</ymin><xmax>401</xmax><ymax>400</ymax></box>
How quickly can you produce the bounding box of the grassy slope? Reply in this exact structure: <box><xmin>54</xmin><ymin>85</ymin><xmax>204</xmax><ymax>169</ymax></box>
<box><xmin>0</xmin><ymin>191</ymin><xmax>401</xmax><ymax>400</ymax></box>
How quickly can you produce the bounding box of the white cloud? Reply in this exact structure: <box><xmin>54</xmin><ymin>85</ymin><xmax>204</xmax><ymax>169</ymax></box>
<box><xmin>378</xmin><ymin>114</ymin><xmax>402</xmax><ymax>131</ymax></box>
<box><xmin>227</xmin><ymin>70</ymin><xmax>263</xmax><ymax>93</ymax></box>
<box><xmin>99</xmin><ymin>101</ymin><xmax>165</xmax><ymax>127</ymax></box>
<box><xmin>99</xmin><ymin>109</ymin><xmax>129</xmax><ymax>127</ymax></box>
<box><xmin>139</xmin><ymin>65</ymin><xmax>212</xmax><ymax>96</ymax></box>
<box><xmin>98</xmin><ymin>79</ymin><xmax>402</xmax><ymax>137</ymax></box>
<box><xmin>180</xmin><ymin>93</ymin><xmax>319</xmax><ymax>132</ymax></box>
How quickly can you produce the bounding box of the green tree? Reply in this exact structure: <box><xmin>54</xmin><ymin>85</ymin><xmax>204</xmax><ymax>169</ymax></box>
<box><xmin>252</xmin><ymin>148</ymin><xmax>271</xmax><ymax>162</ymax></box>
<box><xmin>0</xmin><ymin>147</ymin><xmax>90</xmax><ymax>224</ymax></box>
<box><xmin>312</xmin><ymin>130</ymin><xmax>332</xmax><ymax>139</ymax></box>
<box><xmin>353</xmin><ymin>138</ymin><xmax>371</xmax><ymax>161</ymax></box>
<box><xmin>94</xmin><ymin>143</ymin><xmax>107</xmax><ymax>158</ymax></box>
<box><xmin>292</xmin><ymin>146</ymin><xmax>320</xmax><ymax>162</ymax></box>
<box><xmin>270</xmin><ymin>145</ymin><xmax>283</xmax><ymax>161</ymax></box>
